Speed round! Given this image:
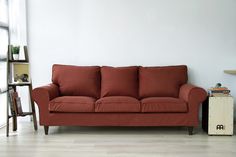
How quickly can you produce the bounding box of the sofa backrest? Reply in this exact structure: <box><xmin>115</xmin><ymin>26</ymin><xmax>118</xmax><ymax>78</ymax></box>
<box><xmin>51</xmin><ymin>64</ymin><xmax>187</xmax><ymax>99</ymax></box>
<box><xmin>101</xmin><ymin>66</ymin><xmax>139</xmax><ymax>98</ymax></box>
<box><xmin>52</xmin><ymin>64</ymin><xmax>101</xmax><ymax>98</ymax></box>
<box><xmin>139</xmin><ymin>65</ymin><xmax>188</xmax><ymax>98</ymax></box>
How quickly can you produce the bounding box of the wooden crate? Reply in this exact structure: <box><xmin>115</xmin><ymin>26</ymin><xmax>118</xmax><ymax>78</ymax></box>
<box><xmin>208</xmin><ymin>96</ymin><xmax>234</xmax><ymax>135</ymax></box>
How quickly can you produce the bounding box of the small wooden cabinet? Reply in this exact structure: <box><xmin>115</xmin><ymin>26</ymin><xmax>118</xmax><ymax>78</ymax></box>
<box><xmin>202</xmin><ymin>96</ymin><xmax>234</xmax><ymax>135</ymax></box>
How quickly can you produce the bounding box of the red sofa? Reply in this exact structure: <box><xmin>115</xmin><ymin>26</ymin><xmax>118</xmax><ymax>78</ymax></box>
<box><xmin>32</xmin><ymin>64</ymin><xmax>207</xmax><ymax>135</ymax></box>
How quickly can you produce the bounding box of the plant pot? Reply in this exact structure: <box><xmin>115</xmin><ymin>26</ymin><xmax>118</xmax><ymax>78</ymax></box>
<box><xmin>13</xmin><ymin>54</ymin><xmax>19</xmax><ymax>60</ymax></box>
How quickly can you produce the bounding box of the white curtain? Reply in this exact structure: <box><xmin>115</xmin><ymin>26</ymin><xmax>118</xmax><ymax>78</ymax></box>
<box><xmin>9</xmin><ymin>0</ymin><xmax>30</xmax><ymax>122</ymax></box>
<box><xmin>9</xmin><ymin>0</ymin><xmax>27</xmax><ymax>46</ymax></box>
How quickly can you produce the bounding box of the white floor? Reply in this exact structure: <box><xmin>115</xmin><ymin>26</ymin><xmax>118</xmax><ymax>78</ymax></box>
<box><xmin>0</xmin><ymin>122</ymin><xmax>235</xmax><ymax>157</ymax></box>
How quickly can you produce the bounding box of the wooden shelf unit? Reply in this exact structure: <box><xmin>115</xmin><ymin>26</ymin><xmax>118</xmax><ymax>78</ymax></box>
<box><xmin>6</xmin><ymin>45</ymin><xmax>37</xmax><ymax>137</ymax></box>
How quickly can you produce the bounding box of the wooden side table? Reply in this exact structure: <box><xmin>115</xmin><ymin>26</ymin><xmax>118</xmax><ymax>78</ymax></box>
<box><xmin>202</xmin><ymin>96</ymin><xmax>234</xmax><ymax>135</ymax></box>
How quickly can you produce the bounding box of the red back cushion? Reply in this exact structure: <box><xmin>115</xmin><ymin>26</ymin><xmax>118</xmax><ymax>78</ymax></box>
<box><xmin>101</xmin><ymin>66</ymin><xmax>139</xmax><ymax>98</ymax></box>
<box><xmin>139</xmin><ymin>65</ymin><xmax>187</xmax><ymax>98</ymax></box>
<box><xmin>52</xmin><ymin>64</ymin><xmax>101</xmax><ymax>98</ymax></box>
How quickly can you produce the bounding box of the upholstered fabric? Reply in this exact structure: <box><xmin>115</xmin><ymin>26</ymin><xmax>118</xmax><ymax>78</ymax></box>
<box><xmin>49</xmin><ymin>96</ymin><xmax>96</xmax><ymax>113</ymax></box>
<box><xmin>95</xmin><ymin>96</ymin><xmax>140</xmax><ymax>112</ymax></box>
<box><xmin>52</xmin><ymin>64</ymin><xmax>100</xmax><ymax>98</ymax></box>
<box><xmin>141</xmin><ymin>97</ymin><xmax>188</xmax><ymax>113</ymax></box>
<box><xmin>179</xmin><ymin>84</ymin><xmax>207</xmax><ymax>124</ymax></box>
<box><xmin>139</xmin><ymin>65</ymin><xmax>187</xmax><ymax>98</ymax></box>
<box><xmin>101</xmin><ymin>66</ymin><xmax>139</xmax><ymax>98</ymax></box>
<box><xmin>32</xmin><ymin>83</ymin><xmax>60</xmax><ymax>124</ymax></box>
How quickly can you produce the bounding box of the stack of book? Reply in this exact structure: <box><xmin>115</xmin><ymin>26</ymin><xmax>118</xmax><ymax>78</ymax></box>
<box><xmin>208</xmin><ymin>87</ymin><xmax>231</xmax><ymax>97</ymax></box>
<box><xmin>8</xmin><ymin>87</ymin><xmax>23</xmax><ymax>116</ymax></box>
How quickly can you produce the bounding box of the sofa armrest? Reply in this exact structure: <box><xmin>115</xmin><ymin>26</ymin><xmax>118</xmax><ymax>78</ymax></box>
<box><xmin>179</xmin><ymin>84</ymin><xmax>207</xmax><ymax>126</ymax></box>
<box><xmin>32</xmin><ymin>83</ymin><xmax>59</xmax><ymax>125</ymax></box>
<box><xmin>179</xmin><ymin>84</ymin><xmax>207</xmax><ymax>103</ymax></box>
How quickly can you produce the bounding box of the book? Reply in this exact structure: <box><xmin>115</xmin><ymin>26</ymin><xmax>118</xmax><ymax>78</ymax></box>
<box><xmin>12</xmin><ymin>91</ymin><xmax>19</xmax><ymax>115</ymax></box>
<box><xmin>209</xmin><ymin>87</ymin><xmax>228</xmax><ymax>90</ymax></box>
<box><xmin>15</xmin><ymin>97</ymin><xmax>23</xmax><ymax>115</ymax></box>
<box><xmin>8</xmin><ymin>88</ymin><xmax>23</xmax><ymax>115</ymax></box>
<box><xmin>212</xmin><ymin>93</ymin><xmax>231</xmax><ymax>97</ymax></box>
<box><xmin>8</xmin><ymin>88</ymin><xmax>17</xmax><ymax>116</ymax></box>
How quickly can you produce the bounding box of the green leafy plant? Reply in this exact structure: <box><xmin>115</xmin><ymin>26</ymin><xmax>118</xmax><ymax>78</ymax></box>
<box><xmin>11</xmin><ymin>46</ymin><xmax>20</xmax><ymax>54</ymax></box>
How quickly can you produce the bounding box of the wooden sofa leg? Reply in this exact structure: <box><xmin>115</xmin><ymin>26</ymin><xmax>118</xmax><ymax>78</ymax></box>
<box><xmin>44</xmin><ymin>126</ymin><xmax>49</xmax><ymax>135</ymax></box>
<box><xmin>188</xmin><ymin>127</ymin><xmax>194</xmax><ymax>135</ymax></box>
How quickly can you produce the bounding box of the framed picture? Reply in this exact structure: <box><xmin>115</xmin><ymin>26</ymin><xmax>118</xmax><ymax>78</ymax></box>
<box><xmin>11</xmin><ymin>63</ymin><xmax>30</xmax><ymax>84</ymax></box>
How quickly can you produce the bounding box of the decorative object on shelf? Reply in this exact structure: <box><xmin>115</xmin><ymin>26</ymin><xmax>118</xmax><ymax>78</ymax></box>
<box><xmin>6</xmin><ymin>45</ymin><xmax>37</xmax><ymax>137</ymax></box>
<box><xmin>11</xmin><ymin>45</ymin><xmax>20</xmax><ymax>60</ymax></box>
<box><xmin>215</xmin><ymin>83</ymin><xmax>222</xmax><ymax>88</ymax></box>
<box><xmin>11</xmin><ymin>63</ymin><xmax>30</xmax><ymax>83</ymax></box>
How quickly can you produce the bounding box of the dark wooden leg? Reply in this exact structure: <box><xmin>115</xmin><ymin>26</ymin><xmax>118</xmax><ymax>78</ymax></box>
<box><xmin>12</xmin><ymin>115</ymin><xmax>17</xmax><ymax>131</ymax></box>
<box><xmin>188</xmin><ymin>127</ymin><xmax>194</xmax><ymax>135</ymax></box>
<box><xmin>12</xmin><ymin>86</ymin><xmax>17</xmax><ymax>131</ymax></box>
<box><xmin>32</xmin><ymin>113</ymin><xmax>38</xmax><ymax>131</ymax></box>
<box><xmin>29</xmin><ymin>85</ymin><xmax>38</xmax><ymax>131</ymax></box>
<box><xmin>6</xmin><ymin>93</ymin><xmax>10</xmax><ymax>137</ymax></box>
<box><xmin>44</xmin><ymin>126</ymin><xmax>49</xmax><ymax>135</ymax></box>
<box><xmin>6</xmin><ymin>116</ymin><xmax>9</xmax><ymax>137</ymax></box>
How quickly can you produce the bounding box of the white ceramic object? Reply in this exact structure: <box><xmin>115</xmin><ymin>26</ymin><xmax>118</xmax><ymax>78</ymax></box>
<box><xmin>13</xmin><ymin>54</ymin><xmax>19</xmax><ymax>60</ymax></box>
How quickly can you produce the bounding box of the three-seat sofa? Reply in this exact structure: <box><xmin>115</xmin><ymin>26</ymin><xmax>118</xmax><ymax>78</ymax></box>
<box><xmin>32</xmin><ymin>64</ymin><xmax>207</xmax><ymax>135</ymax></box>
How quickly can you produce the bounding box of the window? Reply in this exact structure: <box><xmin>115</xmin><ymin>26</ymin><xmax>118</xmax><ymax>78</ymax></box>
<box><xmin>0</xmin><ymin>0</ymin><xmax>9</xmax><ymax>127</ymax></box>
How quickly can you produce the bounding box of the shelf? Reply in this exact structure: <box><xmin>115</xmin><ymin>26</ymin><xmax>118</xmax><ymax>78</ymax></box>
<box><xmin>8</xmin><ymin>112</ymin><xmax>33</xmax><ymax>118</ymax></box>
<box><xmin>9</xmin><ymin>60</ymin><xmax>29</xmax><ymax>63</ymax></box>
<box><xmin>8</xmin><ymin>82</ymin><xmax>31</xmax><ymax>86</ymax></box>
<box><xmin>224</xmin><ymin>70</ymin><xmax>236</xmax><ymax>75</ymax></box>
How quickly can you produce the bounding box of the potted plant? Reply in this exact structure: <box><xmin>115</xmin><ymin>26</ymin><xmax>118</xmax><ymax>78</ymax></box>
<box><xmin>11</xmin><ymin>46</ymin><xmax>20</xmax><ymax>60</ymax></box>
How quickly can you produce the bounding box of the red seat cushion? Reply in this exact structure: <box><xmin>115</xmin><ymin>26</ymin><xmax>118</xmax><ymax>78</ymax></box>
<box><xmin>95</xmin><ymin>96</ymin><xmax>140</xmax><ymax>112</ymax></box>
<box><xmin>139</xmin><ymin>65</ymin><xmax>187</xmax><ymax>98</ymax></box>
<box><xmin>49</xmin><ymin>96</ymin><xmax>96</xmax><ymax>113</ymax></box>
<box><xmin>101</xmin><ymin>66</ymin><xmax>139</xmax><ymax>98</ymax></box>
<box><xmin>141</xmin><ymin>97</ymin><xmax>188</xmax><ymax>113</ymax></box>
<box><xmin>52</xmin><ymin>64</ymin><xmax>101</xmax><ymax>98</ymax></box>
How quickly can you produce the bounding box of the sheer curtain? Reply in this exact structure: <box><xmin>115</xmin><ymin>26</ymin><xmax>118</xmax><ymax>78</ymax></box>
<box><xmin>9</xmin><ymin>0</ymin><xmax>27</xmax><ymax>58</ymax></box>
<box><xmin>9</xmin><ymin>0</ymin><xmax>30</xmax><ymax>121</ymax></box>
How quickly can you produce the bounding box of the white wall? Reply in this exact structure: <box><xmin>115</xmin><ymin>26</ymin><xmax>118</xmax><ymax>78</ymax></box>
<box><xmin>27</xmin><ymin>0</ymin><xmax>236</xmax><ymax>118</ymax></box>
